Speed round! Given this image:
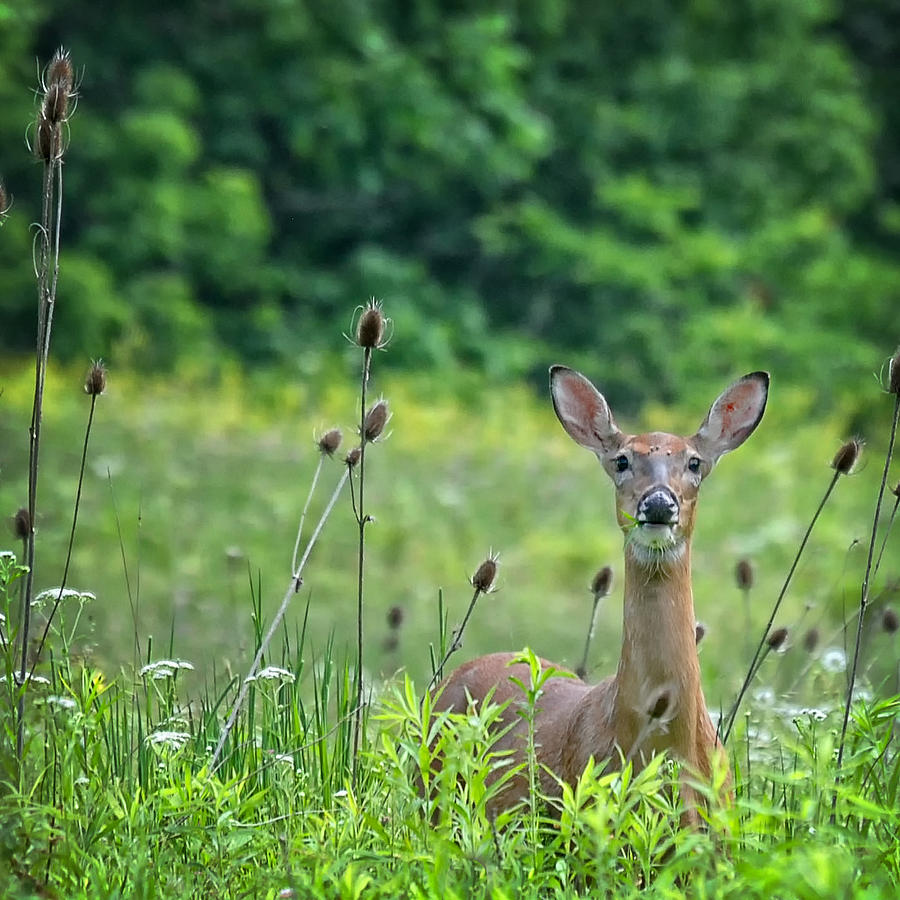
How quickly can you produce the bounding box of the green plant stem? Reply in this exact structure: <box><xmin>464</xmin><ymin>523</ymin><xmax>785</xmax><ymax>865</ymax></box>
<box><xmin>18</xmin><ymin>156</ymin><xmax>62</xmax><ymax>761</ymax></box>
<box><xmin>872</xmin><ymin>492</ymin><xmax>900</xmax><ymax>582</ymax></box>
<box><xmin>835</xmin><ymin>392</ymin><xmax>900</xmax><ymax>779</ymax></box>
<box><xmin>426</xmin><ymin>585</ymin><xmax>483</xmax><ymax>695</ymax></box>
<box><xmin>211</xmin><ymin>466</ymin><xmax>350</xmax><ymax>772</ymax></box>
<box><xmin>576</xmin><ymin>594</ymin><xmax>601</xmax><ymax>679</ymax></box>
<box><xmin>29</xmin><ymin>393</ymin><xmax>97</xmax><ymax>679</ymax></box>
<box><xmin>352</xmin><ymin>346</ymin><xmax>372</xmax><ymax>784</ymax></box>
<box><xmin>721</xmin><ymin>470</ymin><xmax>841</xmax><ymax>744</ymax></box>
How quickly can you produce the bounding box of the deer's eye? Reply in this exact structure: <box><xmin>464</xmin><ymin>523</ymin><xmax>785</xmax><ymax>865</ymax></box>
<box><xmin>688</xmin><ymin>457</ymin><xmax>702</xmax><ymax>474</ymax></box>
<box><xmin>614</xmin><ymin>454</ymin><xmax>630</xmax><ymax>473</ymax></box>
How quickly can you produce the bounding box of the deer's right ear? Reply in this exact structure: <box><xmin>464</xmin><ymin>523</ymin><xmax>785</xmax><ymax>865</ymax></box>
<box><xmin>549</xmin><ymin>366</ymin><xmax>622</xmax><ymax>453</ymax></box>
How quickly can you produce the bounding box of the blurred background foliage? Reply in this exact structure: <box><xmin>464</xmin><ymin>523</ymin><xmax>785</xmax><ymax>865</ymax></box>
<box><xmin>0</xmin><ymin>0</ymin><xmax>897</xmax><ymax>412</ymax></box>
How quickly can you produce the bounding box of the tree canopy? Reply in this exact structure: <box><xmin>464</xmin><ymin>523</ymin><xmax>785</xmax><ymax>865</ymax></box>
<box><xmin>0</xmin><ymin>0</ymin><xmax>896</xmax><ymax>408</ymax></box>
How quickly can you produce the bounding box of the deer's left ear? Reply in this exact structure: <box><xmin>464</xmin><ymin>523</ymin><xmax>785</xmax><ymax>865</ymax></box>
<box><xmin>693</xmin><ymin>372</ymin><xmax>769</xmax><ymax>462</ymax></box>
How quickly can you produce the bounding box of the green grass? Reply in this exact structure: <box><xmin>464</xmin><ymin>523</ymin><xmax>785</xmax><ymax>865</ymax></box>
<box><xmin>1</xmin><ymin>355</ymin><xmax>899</xmax><ymax>896</ymax></box>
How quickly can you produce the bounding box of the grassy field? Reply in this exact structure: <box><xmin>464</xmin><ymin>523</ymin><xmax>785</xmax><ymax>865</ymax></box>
<box><xmin>1</xmin><ymin>350</ymin><xmax>899</xmax><ymax>897</ymax></box>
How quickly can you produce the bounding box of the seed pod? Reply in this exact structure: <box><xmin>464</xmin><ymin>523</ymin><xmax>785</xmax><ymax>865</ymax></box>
<box><xmin>14</xmin><ymin>507</ymin><xmax>31</xmax><ymax>540</ymax></box>
<box><xmin>362</xmin><ymin>399</ymin><xmax>390</xmax><ymax>442</ymax></box>
<box><xmin>43</xmin><ymin>82</ymin><xmax>68</xmax><ymax>124</ymax></box>
<box><xmin>735</xmin><ymin>559</ymin><xmax>754</xmax><ymax>591</ymax></box>
<box><xmin>590</xmin><ymin>566</ymin><xmax>613</xmax><ymax>599</ymax></box>
<box><xmin>317</xmin><ymin>428</ymin><xmax>342</xmax><ymax>457</ymax></box>
<box><xmin>35</xmin><ymin>115</ymin><xmax>60</xmax><ymax>162</ymax></box>
<box><xmin>356</xmin><ymin>300</ymin><xmax>386</xmax><ymax>350</ymax></box>
<box><xmin>47</xmin><ymin>48</ymin><xmax>74</xmax><ymax>93</ymax></box>
<box><xmin>831</xmin><ymin>439</ymin><xmax>862</xmax><ymax>476</ymax></box>
<box><xmin>802</xmin><ymin>627</ymin><xmax>820</xmax><ymax>653</ymax></box>
<box><xmin>84</xmin><ymin>360</ymin><xmax>107</xmax><ymax>396</ymax></box>
<box><xmin>766</xmin><ymin>626</ymin><xmax>789</xmax><ymax>652</ymax></box>
<box><xmin>471</xmin><ymin>555</ymin><xmax>499</xmax><ymax>593</ymax></box>
<box><xmin>889</xmin><ymin>350</ymin><xmax>900</xmax><ymax>396</ymax></box>
<box><xmin>345</xmin><ymin>446</ymin><xmax>361</xmax><ymax>469</ymax></box>
<box><xmin>882</xmin><ymin>607</ymin><xmax>899</xmax><ymax>635</ymax></box>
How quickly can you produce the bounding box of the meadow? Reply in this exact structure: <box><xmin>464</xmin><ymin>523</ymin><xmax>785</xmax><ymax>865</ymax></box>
<box><xmin>2</xmin><ymin>331</ymin><xmax>900</xmax><ymax>897</ymax></box>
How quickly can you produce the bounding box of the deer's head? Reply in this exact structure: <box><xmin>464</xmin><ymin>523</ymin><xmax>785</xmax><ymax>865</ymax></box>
<box><xmin>550</xmin><ymin>367</ymin><xmax>769</xmax><ymax>568</ymax></box>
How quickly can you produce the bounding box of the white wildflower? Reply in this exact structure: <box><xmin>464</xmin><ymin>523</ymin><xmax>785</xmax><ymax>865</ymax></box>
<box><xmin>246</xmin><ymin>666</ymin><xmax>295</xmax><ymax>684</ymax></box>
<box><xmin>147</xmin><ymin>730</ymin><xmax>191</xmax><ymax>750</ymax></box>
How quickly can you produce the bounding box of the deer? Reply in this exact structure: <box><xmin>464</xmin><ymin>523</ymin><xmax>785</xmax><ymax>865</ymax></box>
<box><xmin>431</xmin><ymin>366</ymin><xmax>769</xmax><ymax>818</ymax></box>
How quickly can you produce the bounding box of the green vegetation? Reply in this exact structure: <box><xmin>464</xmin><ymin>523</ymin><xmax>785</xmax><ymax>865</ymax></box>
<box><xmin>2</xmin><ymin>5</ymin><xmax>900</xmax><ymax>896</ymax></box>
<box><xmin>1</xmin><ymin>0</ymin><xmax>899</xmax><ymax>407</ymax></box>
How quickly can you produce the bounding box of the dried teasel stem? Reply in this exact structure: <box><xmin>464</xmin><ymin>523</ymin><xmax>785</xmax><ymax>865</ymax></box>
<box><xmin>426</xmin><ymin>553</ymin><xmax>500</xmax><ymax>694</ymax></box>
<box><xmin>721</xmin><ymin>443</ymin><xmax>850</xmax><ymax>744</ymax></box>
<box><xmin>836</xmin><ymin>377</ymin><xmax>900</xmax><ymax>795</ymax></box>
<box><xmin>576</xmin><ymin>565</ymin><xmax>613</xmax><ymax>678</ymax></box>
<box><xmin>212</xmin><ymin>464</ymin><xmax>353</xmax><ymax>772</ymax></box>
<box><xmin>30</xmin><ymin>366</ymin><xmax>106</xmax><ymax>677</ymax></box>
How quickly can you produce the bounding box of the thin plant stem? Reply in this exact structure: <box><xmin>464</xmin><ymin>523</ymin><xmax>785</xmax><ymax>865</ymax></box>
<box><xmin>835</xmin><ymin>393</ymin><xmax>900</xmax><ymax>778</ymax></box>
<box><xmin>872</xmin><ymin>492</ymin><xmax>900</xmax><ymax>582</ymax></box>
<box><xmin>291</xmin><ymin>454</ymin><xmax>325</xmax><ymax>576</ymax></box>
<box><xmin>29</xmin><ymin>393</ymin><xmax>98</xmax><ymax>678</ymax></box>
<box><xmin>576</xmin><ymin>595</ymin><xmax>602</xmax><ymax>679</ymax></box>
<box><xmin>18</xmin><ymin>153</ymin><xmax>62</xmax><ymax>761</ymax></box>
<box><xmin>211</xmin><ymin>467</ymin><xmax>350</xmax><ymax>772</ymax></box>
<box><xmin>721</xmin><ymin>470</ymin><xmax>841</xmax><ymax>744</ymax></box>
<box><xmin>426</xmin><ymin>586</ymin><xmax>483</xmax><ymax>695</ymax></box>
<box><xmin>352</xmin><ymin>346</ymin><xmax>372</xmax><ymax>782</ymax></box>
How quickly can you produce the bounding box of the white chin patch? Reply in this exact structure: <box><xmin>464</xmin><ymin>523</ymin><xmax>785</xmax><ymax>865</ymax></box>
<box><xmin>628</xmin><ymin>526</ymin><xmax>685</xmax><ymax>567</ymax></box>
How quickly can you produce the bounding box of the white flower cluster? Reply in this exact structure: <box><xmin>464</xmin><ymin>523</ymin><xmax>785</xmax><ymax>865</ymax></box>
<box><xmin>138</xmin><ymin>659</ymin><xmax>196</xmax><ymax>680</ymax></box>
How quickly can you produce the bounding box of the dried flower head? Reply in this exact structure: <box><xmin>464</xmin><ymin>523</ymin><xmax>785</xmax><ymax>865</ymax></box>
<box><xmin>766</xmin><ymin>626</ymin><xmax>789</xmax><ymax>652</ymax></box>
<box><xmin>590</xmin><ymin>565</ymin><xmax>613</xmax><ymax>599</ymax></box>
<box><xmin>831</xmin><ymin>439</ymin><xmax>862</xmax><ymax>476</ymax></box>
<box><xmin>317</xmin><ymin>428</ymin><xmax>343</xmax><ymax>457</ymax></box>
<box><xmin>802</xmin><ymin>627</ymin><xmax>820</xmax><ymax>654</ymax></box>
<box><xmin>882</xmin><ymin>607</ymin><xmax>899</xmax><ymax>635</ymax></box>
<box><xmin>356</xmin><ymin>299</ymin><xmax>387</xmax><ymax>350</ymax></box>
<box><xmin>889</xmin><ymin>350</ymin><xmax>900</xmax><ymax>396</ymax></box>
<box><xmin>362</xmin><ymin>399</ymin><xmax>390</xmax><ymax>442</ymax></box>
<box><xmin>387</xmin><ymin>605</ymin><xmax>404</xmax><ymax>630</ymax></box>
<box><xmin>47</xmin><ymin>48</ymin><xmax>74</xmax><ymax>93</ymax></box>
<box><xmin>35</xmin><ymin>114</ymin><xmax>61</xmax><ymax>162</ymax></box>
<box><xmin>471</xmin><ymin>552</ymin><xmax>499</xmax><ymax>593</ymax></box>
<box><xmin>84</xmin><ymin>360</ymin><xmax>107</xmax><ymax>396</ymax></box>
<box><xmin>43</xmin><ymin>82</ymin><xmax>69</xmax><ymax>124</ymax></box>
<box><xmin>345</xmin><ymin>446</ymin><xmax>361</xmax><ymax>469</ymax></box>
<box><xmin>14</xmin><ymin>507</ymin><xmax>31</xmax><ymax>540</ymax></box>
<box><xmin>735</xmin><ymin>559</ymin><xmax>754</xmax><ymax>591</ymax></box>
<box><xmin>695</xmin><ymin>621</ymin><xmax>707</xmax><ymax>646</ymax></box>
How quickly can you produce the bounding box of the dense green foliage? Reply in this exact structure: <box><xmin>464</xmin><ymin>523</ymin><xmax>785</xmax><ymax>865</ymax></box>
<box><xmin>1</xmin><ymin>0</ymin><xmax>898</xmax><ymax>407</ymax></box>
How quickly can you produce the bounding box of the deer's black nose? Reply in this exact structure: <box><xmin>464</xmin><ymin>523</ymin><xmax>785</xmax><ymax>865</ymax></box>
<box><xmin>637</xmin><ymin>488</ymin><xmax>679</xmax><ymax>525</ymax></box>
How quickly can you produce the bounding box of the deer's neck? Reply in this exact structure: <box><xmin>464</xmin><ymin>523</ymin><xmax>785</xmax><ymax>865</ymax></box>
<box><xmin>611</xmin><ymin>542</ymin><xmax>704</xmax><ymax>760</ymax></box>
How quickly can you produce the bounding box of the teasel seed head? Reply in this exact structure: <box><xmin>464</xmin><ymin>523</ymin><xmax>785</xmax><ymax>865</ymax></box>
<box><xmin>590</xmin><ymin>565</ymin><xmax>613</xmax><ymax>599</ymax></box>
<box><xmin>735</xmin><ymin>559</ymin><xmax>754</xmax><ymax>591</ymax></box>
<box><xmin>766</xmin><ymin>626</ymin><xmax>789</xmax><ymax>652</ymax></box>
<box><xmin>356</xmin><ymin>299</ymin><xmax>388</xmax><ymax>350</ymax></box>
<box><xmin>889</xmin><ymin>350</ymin><xmax>900</xmax><ymax>396</ymax></box>
<box><xmin>35</xmin><ymin>114</ymin><xmax>61</xmax><ymax>162</ymax></box>
<box><xmin>802</xmin><ymin>627</ymin><xmax>820</xmax><ymax>653</ymax></box>
<box><xmin>47</xmin><ymin>48</ymin><xmax>74</xmax><ymax>94</ymax></box>
<box><xmin>317</xmin><ymin>428</ymin><xmax>343</xmax><ymax>457</ymax></box>
<box><xmin>84</xmin><ymin>359</ymin><xmax>107</xmax><ymax>396</ymax></box>
<box><xmin>471</xmin><ymin>552</ymin><xmax>499</xmax><ymax>593</ymax></box>
<box><xmin>362</xmin><ymin>399</ymin><xmax>390</xmax><ymax>442</ymax></box>
<box><xmin>695</xmin><ymin>621</ymin><xmax>707</xmax><ymax>645</ymax></box>
<box><xmin>14</xmin><ymin>507</ymin><xmax>31</xmax><ymax>540</ymax></box>
<box><xmin>882</xmin><ymin>607</ymin><xmax>899</xmax><ymax>635</ymax></box>
<box><xmin>345</xmin><ymin>446</ymin><xmax>361</xmax><ymax>469</ymax></box>
<box><xmin>387</xmin><ymin>605</ymin><xmax>404</xmax><ymax>630</ymax></box>
<box><xmin>831</xmin><ymin>438</ymin><xmax>862</xmax><ymax>476</ymax></box>
<box><xmin>43</xmin><ymin>82</ymin><xmax>69</xmax><ymax>125</ymax></box>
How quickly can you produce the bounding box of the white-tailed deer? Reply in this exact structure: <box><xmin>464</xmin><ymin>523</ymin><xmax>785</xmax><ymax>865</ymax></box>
<box><xmin>432</xmin><ymin>367</ymin><xmax>769</xmax><ymax>815</ymax></box>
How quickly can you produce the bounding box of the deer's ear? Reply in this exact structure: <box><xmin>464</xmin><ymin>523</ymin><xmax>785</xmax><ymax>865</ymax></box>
<box><xmin>550</xmin><ymin>366</ymin><xmax>622</xmax><ymax>453</ymax></box>
<box><xmin>693</xmin><ymin>372</ymin><xmax>769</xmax><ymax>461</ymax></box>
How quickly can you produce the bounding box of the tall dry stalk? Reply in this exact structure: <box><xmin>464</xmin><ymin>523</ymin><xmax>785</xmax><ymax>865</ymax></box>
<box><xmin>17</xmin><ymin>48</ymin><xmax>75</xmax><ymax>760</ymax></box>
